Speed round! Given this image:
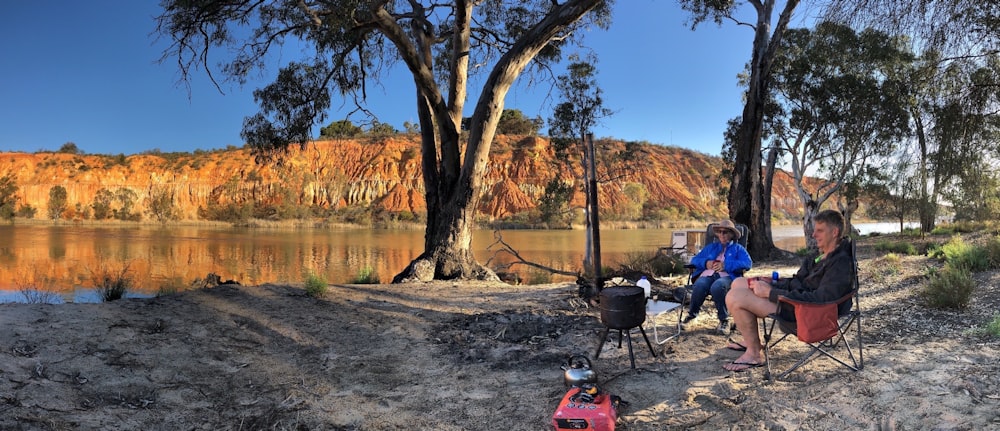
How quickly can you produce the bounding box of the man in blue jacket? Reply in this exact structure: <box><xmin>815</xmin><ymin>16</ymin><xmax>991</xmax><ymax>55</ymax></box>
<box><xmin>683</xmin><ymin>220</ymin><xmax>753</xmax><ymax>335</ymax></box>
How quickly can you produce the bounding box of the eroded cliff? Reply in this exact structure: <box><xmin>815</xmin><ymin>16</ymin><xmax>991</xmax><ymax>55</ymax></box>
<box><xmin>0</xmin><ymin>136</ymin><xmax>804</xmax><ymax>222</ymax></box>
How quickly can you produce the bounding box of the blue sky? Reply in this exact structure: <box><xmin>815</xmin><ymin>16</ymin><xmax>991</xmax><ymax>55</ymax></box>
<box><xmin>0</xmin><ymin>1</ymin><xmax>791</xmax><ymax>157</ymax></box>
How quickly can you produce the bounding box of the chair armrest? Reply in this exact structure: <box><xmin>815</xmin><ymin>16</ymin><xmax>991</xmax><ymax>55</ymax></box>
<box><xmin>774</xmin><ymin>292</ymin><xmax>854</xmax><ymax>321</ymax></box>
<box><xmin>777</xmin><ymin>291</ymin><xmax>855</xmax><ymax>308</ymax></box>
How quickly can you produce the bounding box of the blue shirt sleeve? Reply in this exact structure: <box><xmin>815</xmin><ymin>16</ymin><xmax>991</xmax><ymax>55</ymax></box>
<box><xmin>691</xmin><ymin>242</ymin><xmax>720</xmax><ymax>271</ymax></box>
<box><xmin>722</xmin><ymin>243</ymin><xmax>752</xmax><ymax>275</ymax></box>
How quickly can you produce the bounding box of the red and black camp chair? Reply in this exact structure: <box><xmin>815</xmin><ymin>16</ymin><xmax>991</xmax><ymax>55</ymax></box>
<box><xmin>761</xmin><ymin>239</ymin><xmax>864</xmax><ymax>381</ymax></box>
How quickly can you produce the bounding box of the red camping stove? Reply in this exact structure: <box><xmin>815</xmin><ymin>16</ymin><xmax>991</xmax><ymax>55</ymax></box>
<box><xmin>551</xmin><ymin>385</ymin><xmax>619</xmax><ymax>431</ymax></box>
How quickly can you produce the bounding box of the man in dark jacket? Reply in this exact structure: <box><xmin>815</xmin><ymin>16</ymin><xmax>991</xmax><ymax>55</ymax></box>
<box><xmin>722</xmin><ymin>210</ymin><xmax>853</xmax><ymax>372</ymax></box>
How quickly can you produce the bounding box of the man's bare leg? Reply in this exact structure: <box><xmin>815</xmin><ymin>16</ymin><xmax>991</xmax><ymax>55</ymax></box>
<box><xmin>724</xmin><ymin>278</ymin><xmax>777</xmax><ymax>371</ymax></box>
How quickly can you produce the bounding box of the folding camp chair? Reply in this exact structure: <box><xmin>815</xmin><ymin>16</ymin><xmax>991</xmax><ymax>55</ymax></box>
<box><xmin>676</xmin><ymin>222</ymin><xmax>750</xmax><ymax>324</ymax></box>
<box><xmin>761</xmin><ymin>239</ymin><xmax>864</xmax><ymax>381</ymax></box>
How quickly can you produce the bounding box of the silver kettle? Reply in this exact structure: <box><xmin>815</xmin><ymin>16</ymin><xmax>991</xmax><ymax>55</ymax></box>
<box><xmin>561</xmin><ymin>354</ymin><xmax>598</xmax><ymax>387</ymax></box>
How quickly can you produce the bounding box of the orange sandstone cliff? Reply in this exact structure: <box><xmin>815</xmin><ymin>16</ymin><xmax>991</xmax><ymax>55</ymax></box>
<box><xmin>0</xmin><ymin>136</ymin><xmax>805</xmax><ymax>222</ymax></box>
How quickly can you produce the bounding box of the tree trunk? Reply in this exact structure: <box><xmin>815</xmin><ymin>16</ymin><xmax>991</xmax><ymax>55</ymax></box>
<box><xmin>913</xmin><ymin>108</ymin><xmax>936</xmax><ymax>232</ymax></box>
<box><xmin>803</xmin><ymin>199</ymin><xmax>818</xmax><ymax>250</ymax></box>
<box><xmin>393</xmin><ymin>197</ymin><xmax>497</xmax><ymax>283</ymax></box>
<box><xmin>838</xmin><ymin>199</ymin><xmax>859</xmax><ymax>236</ymax></box>
<box><xmin>585</xmin><ymin>133</ymin><xmax>603</xmax><ymax>290</ymax></box>
<box><xmin>393</xmin><ymin>0</ymin><xmax>603</xmax><ymax>282</ymax></box>
<box><xmin>728</xmin><ymin>0</ymin><xmax>797</xmax><ymax>260</ymax></box>
<box><xmin>582</xmin><ymin>141</ymin><xmax>594</xmax><ymax>270</ymax></box>
<box><xmin>760</xmin><ymin>146</ymin><xmax>779</xmax><ymax>248</ymax></box>
<box><xmin>731</xmin><ymin>70</ymin><xmax>775</xmax><ymax>257</ymax></box>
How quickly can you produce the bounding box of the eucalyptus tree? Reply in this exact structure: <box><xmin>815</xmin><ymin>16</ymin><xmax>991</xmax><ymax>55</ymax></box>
<box><xmin>496</xmin><ymin>109</ymin><xmax>544</xmax><ymax>135</ymax></box>
<box><xmin>146</xmin><ymin>186</ymin><xmax>179</xmax><ymax>223</ymax></box>
<box><xmin>677</xmin><ymin>0</ymin><xmax>802</xmax><ymax>258</ymax></box>
<box><xmin>156</xmin><ymin>0</ymin><xmax>613</xmax><ymax>282</ymax></box>
<box><xmin>319</xmin><ymin>120</ymin><xmax>362</xmax><ymax>139</ymax></box>
<box><xmin>888</xmin><ymin>51</ymin><xmax>1000</xmax><ymax>230</ymax></box>
<box><xmin>825</xmin><ymin>0</ymin><xmax>1000</xmax><ymax>230</ymax></box>
<box><xmin>91</xmin><ymin>188</ymin><xmax>115</xmax><ymax>220</ymax></box>
<box><xmin>48</xmin><ymin>186</ymin><xmax>68</xmax><ymax>220</ymax></box>
<box><xmin>926</xmin><ymin>55</ymin><xmax>1000</xmax><ymax>223</ymax></box>
<box><xmin>948</xmin><ymin>163</ymin><xmax>1000</xmax><ymax>222</ymax></box>
<box><xmin>548</xmin><ymin>56</ymin><xmax>613</xmax><ymax>274</ymax></box>
<box><xmin>824</xmin><ymin>0</ymin><xmax>1000</xmax><ymax>54</ymax></box>
<box><xmin>0</xmin><ymin>174</ymin><xmax>18</xmax><ymax>221</ymax></box>
<box><xmin>861</xmin><ymin>155</ymin><xmax>921</xmax><ymax>232</ymax></box>
<box><xmin>767</xmin><ymin>22</ymin><xmax>911</xmax><ymax>247</ymax></box>
<box><xmin>115</xmin><ymin>188</ymin><xmax>139</xmax><ymax>221</ymax></box>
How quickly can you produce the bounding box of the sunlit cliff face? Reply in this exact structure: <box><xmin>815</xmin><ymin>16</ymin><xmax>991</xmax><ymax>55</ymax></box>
<box><xmin>0</xmin><ymin>135</ymin><xmax>808</xmax><ymax>223</ymax></box>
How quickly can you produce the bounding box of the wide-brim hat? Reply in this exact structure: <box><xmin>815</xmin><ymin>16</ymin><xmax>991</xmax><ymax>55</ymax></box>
<box><xmin>714</xmin><ymin>220</ymin><xmax>741</xmax><ymax>240</ymax></box>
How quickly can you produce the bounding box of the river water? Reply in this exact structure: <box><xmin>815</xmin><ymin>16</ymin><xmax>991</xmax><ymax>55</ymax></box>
<box><xmin>0</xmin><ymin>222</ymin><xmax>911</xmax><ymax>302</ymax></box>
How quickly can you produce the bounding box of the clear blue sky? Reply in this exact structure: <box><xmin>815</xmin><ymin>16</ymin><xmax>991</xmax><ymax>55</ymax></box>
<box><xmin>0</xmin><ymin>1</ymin><xmax>775</xmax><ymax>157</ymax></box>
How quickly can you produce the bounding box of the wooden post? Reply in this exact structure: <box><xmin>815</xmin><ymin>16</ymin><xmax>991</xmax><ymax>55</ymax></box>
<box><xmin>586</xmin><ymin>133</ymin><xmax>603</xmax><ymax>291</ymax></box>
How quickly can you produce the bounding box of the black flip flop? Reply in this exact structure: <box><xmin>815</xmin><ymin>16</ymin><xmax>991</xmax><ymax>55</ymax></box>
<box><xmin>725</xmin><ymin>361</ymin><xmax>765</xmax><ymax>372</ymax></box>
<box><xmin>726</xmin><ymin>340</ymin><xmax>747</xmax><ymax>352</ymax></box>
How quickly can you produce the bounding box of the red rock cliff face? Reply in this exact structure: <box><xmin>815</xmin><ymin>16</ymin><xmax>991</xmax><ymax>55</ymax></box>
<box><xmin>0</xmin><ymin>136</ymin><xmax>805</xmax><ymax>222</ymax></box>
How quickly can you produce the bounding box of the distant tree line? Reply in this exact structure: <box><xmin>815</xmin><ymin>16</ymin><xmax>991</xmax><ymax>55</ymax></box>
<box><xmin>320</xmin><ymin>109</ymin><xmax>544</xmax><ymax>140</ymax></box>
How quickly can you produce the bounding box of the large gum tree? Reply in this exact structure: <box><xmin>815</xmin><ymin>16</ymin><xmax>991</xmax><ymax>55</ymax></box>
<box><xmin>678</xmin><ymin>0</ymin><xmax>801</xmax><ymax>259</ymax></box>
<box><xmin>156</xmin><ymin>0</ymin><xmax>612</xmax><ymax>282</ymax></box>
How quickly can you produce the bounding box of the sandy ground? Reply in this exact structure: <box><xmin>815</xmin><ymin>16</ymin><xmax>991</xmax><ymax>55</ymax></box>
<box><xmin>1</xmin><ymin>236</ymin><xmax>999</xmax><ymax>430</ymax></box>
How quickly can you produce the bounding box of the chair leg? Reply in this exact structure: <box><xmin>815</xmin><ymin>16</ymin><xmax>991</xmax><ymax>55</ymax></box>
<box><xmin>766</xmin><ymin>313</ymin><xmax>865</xmax><ymax>380</ymax></box>
<box><xmin>855</xmin><ymin>312</ymin><xmax>864</xmax><ymax>371</ymax></box>
<box><xmin>762</xmin><ymin>318</ymin><xmax>773</xmax><ymax>380</ymax></box>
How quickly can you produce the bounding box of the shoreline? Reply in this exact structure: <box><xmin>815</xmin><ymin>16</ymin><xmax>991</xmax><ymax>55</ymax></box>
<box><xmin>1</xmin><ymin>234</ymin><xmax>997</xmax><ymax>429</ymax></box>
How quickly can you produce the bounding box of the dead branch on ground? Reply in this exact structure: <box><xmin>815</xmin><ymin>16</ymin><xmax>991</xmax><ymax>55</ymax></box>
<box><xmin>485</xmin><ymin>231</ymin><xmax>579</xmax><ymax>277</ymax></box>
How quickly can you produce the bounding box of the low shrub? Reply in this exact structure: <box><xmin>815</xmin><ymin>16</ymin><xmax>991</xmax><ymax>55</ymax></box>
<box><xmin>874</xmin><ymin>240</ymin><xmax>917</xmax><ymax>255</ymax></box>
<box><xmin>949</xmin><ymin>221</ymin><xmax>986</xmax><ymax>233</ymax></box>
<box><xmin>922</xmin><ymin>264</ymin><xmax>974</xmax><ymax>309</ymax></box>
<box><xmin>616</xmin><ymin>251</ymin><xmax>657</xmax><ymax>276</ymax></box>
<box><xmin>650</xmin><ymin>251</ymin><xmax>687</xmax><ymax>277</ymax></box>
<box><xmin>157</xmin><ymin>277</ymin><xmax>186</xmax><ymax>296</ymax></box>
<box><xmin>986</xmin><ymin>235</ymin><xmax>1000</xmax><ymax>269</ymax></box>
<box><xmin>526</xmin><ymin>269</ymin><xmax>552</xmax><ymax>285</ymax></box>
<box><xmin>984</xmin><ymin>314</ymin><xmax>1000</xmax><ymax>337</ymax></box>
<box><xmin>304</xmin><ymin>272</ymin><xmax>328</xmax><ymax>296</ymax></box>
<box><xmin>930</xmin><ymin>226</ymin><xmax>955</xmax><ymax>235</ymax></box>
<box><xmin>351</xmin><ymin>266</ymin><xmax>380</xmax><ymax>284</ymax></box>
<box><xmin>14</xmin><ymin>274</ymin><xmax>58</xmax><ymax>304</ymax></box>
<box><xmin>926</xmin><ymin>242</ymin><xmax>944</xmax><ymax>259</ymax></box>
<box><xmin>90</xmin><ymin>263</ymin><xmax>133</xmax><ymax>302</ymax></box>
<box><xmin>938</xmin><ymin>236</ymin><xmax>990</xmax><ymax>272</ymax></box>
<box><xmin>870</xmin><ymin>253</ymin><xmax>902</xmax><ymax>281</ymax></box>
<box><xmin>611</xmin><ymin>250</ymin><xmax>689</xmax><ymax>279</ymax></box>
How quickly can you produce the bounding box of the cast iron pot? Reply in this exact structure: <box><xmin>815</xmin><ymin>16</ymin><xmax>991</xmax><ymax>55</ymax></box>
<box><xmin>599</xmin><ymin>286</ymin><xmax>646</xmax><ymax>329</ymax></box>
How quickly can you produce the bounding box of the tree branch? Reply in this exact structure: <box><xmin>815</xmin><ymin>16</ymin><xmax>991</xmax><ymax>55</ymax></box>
<box><xmin>485</xmin><ymin>231</ymin><xmax>578</xmax><ymax>277</ymax></box>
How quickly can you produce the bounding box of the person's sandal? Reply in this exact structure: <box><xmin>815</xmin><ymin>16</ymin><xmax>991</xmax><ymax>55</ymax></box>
<box><xmin>725</xmin><ymin>339</ymin><xmax>747</xmax><ymax>351</ymax></box>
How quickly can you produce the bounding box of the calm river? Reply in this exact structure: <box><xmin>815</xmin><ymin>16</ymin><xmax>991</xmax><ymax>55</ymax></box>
<box><xmin>0</xmin><ymin>222</ymin><xmax>908</xmax><ymax>302</ymax></box>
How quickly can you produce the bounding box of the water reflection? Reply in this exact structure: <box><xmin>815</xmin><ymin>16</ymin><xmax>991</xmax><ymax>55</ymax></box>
<box><xmin>0</xmin><ymin>222</ymin><xmax>901</xmax><ymax>301</ymax></box>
